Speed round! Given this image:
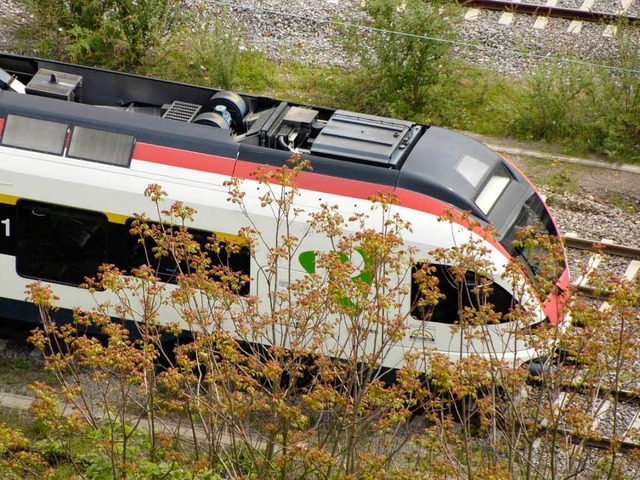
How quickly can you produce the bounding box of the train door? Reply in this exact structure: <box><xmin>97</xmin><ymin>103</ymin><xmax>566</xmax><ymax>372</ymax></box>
<box><xmin>405</xmin><ymin>263</ymin><xmax>516</xmax><ymax>362</ymax></box>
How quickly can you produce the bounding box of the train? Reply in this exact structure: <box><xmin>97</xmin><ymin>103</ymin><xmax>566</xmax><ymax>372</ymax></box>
<box><xmin>0</xmin><ymin>52</ymin><xmax>570</xmax><ymax>368</ymax></box>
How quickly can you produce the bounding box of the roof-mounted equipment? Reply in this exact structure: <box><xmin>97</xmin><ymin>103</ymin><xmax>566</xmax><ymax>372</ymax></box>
<box><xmin>310</xmin><ymin>111</ymin><xmax>421</xmax><ymax>167</ymax></box>
<box><xmin>25</xmin><ymin>68</ymin><xmax>82</xmax><ymax>102</ymax></box>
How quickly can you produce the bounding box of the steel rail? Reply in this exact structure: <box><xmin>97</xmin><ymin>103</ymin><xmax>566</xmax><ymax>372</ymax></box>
<box><xmin>460</xmin><ymin>0</ymin><xmax>640</xmax><ymax>25</ymax></box>
<box><xmin>563</xmin><ymin>235</ymin><xmax>640</xmax><ymax>298</ymax></box>
<box><xmin>563</xmin><ymin>235</ymin><xmax>640</xmax><ymax>259</ymax></box>
<box><xmin>555</xmin><ymin>428</ymin><xmax>640</xmax><ymax>452</ymax></box>
<box><xmin>529</xmin><ymin>381</ymin><xmax>640</xmax><ymax>452</ymax></box>
<box><xmin>574</xmin><ymin>284</ymin><xmax>609</xmax><ymax>299</ymax></box>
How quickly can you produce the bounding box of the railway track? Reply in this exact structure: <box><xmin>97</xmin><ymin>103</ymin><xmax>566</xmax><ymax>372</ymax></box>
<box><xmin>563</xmin><ymin>233</ymin><xmax>640</xmax><ymax>298</ymax></box>
<box><xmin>462</xmin><ymin>0</ymin><xmax>640</xmax><ymax>25</ymax></box>
<box><xmin>530</xmin><ymin>375</ymin><xmax>640</xmax><ymax>453</ymax></box>
<box><xmin>461</xmin><ymin>0</ymin><xmax>639</xmax><ymax>35</ymax></box>
<box><xmin>529</xmin><ymin>376</ymin><xmax>640</xmax><ymax>453</ymax></box>
<box><xmin>523</xmin><ymin>234</ymin><xmax>640</xmax><ymax>454</ymax></box>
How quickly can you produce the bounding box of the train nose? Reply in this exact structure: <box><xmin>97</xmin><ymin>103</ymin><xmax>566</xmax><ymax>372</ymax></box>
<box><xmin>542</xmin><ymin>278</ymin><xmax>570</xmax><ymax>326</ymax></box>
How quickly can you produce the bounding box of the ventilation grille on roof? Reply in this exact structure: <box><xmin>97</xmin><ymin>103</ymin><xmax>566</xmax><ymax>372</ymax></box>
<box><xmin>162</xmin><ymin>101</ymin><xmax>202</xmax><ymax>122</ymax></box>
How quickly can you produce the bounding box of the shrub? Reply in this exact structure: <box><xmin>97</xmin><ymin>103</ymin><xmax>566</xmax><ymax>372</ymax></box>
<box><xmin>22</xmin><ymin>0</ymin><xmax>183</xmax><ymax>71</ymax></box>
<box><xmin>342</xmin><ymin>0</ymin><xmax>456</xmax><ymax>119</ymax></box>
<box><xmin>162</xmin><ymin>7</ymin><xmax>243</xmax><ymax>90</ymax></box>
<box><xmin>4</xmin><ymin>164</ymin><xmax>640</xmax><ymax>477</ymax></box>
<box><xmin>508</xmin><ymin>31</ymin><xmax>640</xmax><ymax>162</ymax></box>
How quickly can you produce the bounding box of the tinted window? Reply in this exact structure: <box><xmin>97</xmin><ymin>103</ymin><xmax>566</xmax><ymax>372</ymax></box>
<box><xmin>68</xmin><ymin>126</ymin><xmax>134</xmax><ymax>166</ymax></box>
<box><xmin>1</xmin><ymin>115</ymin><xmax>68</xmax><ymax>154</ymax></box>
<box><xmin>411</xmin><ymin>264</ymin><xmax>514</xmax><ymax>324</ymax></box>
<box><xmin>127</xmin><ymin>220</ymin><xmax>251</xmax><ymax>295</ymax></box>
<box><xmin>500</xmin><ymin>194</ymin><xmax>561</xmax><ymax>284</ymax></box>
<box><xmin>16</xmin><ymin>200</ymin><xmax>108</xmax><ymax>286</ymax></box>
<box><xmin>502</xmin><ymin>194</ymin><xmax>557</xmax><ymax>249</ymax></box>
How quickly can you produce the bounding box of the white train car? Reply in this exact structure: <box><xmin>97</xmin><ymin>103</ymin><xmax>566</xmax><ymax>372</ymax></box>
<box><xmin>0</xmin><ymin>53</ymin><xmax>570</xmax><ymax>368</ymax></box>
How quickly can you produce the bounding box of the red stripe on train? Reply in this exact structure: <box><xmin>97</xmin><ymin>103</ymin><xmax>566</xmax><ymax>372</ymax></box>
<box><xmin>232</xmin><ymin>160</ymin><xmax>395</xmax><ymax>202</ymax></box>
<box><xmin>133</xmin><ymin>142</ymin><xmax>235</xmax><ymax>176</ymax></box>
<box><xmin>135</xmin><ymin>142</ymin><xmax>497</xmax><ymax>243</ymax></box>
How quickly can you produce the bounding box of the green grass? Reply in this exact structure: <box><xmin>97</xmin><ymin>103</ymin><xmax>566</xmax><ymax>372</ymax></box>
<box><xmin>417</xmin><ymin>63</ymin><xmax>525</xmax><ymax>135</ymax></box>
<box><xmin>606</xmin><ymin>191</ymin><xmax>638</xmax><ymax>212</ymax></box>
<box><xmin>0</xmin><ymin>406</ymin><xmax>40</xmax><ymax>437</ymax></box>
<box><xmin>517</xmin><ymin>157</ymin><xmax>579</xmax><ymax>195</ymax></box>
<box><xmin>0</xmin><ymin>357</ymin><xmax>53</xmax><ymax>390</ymax></box>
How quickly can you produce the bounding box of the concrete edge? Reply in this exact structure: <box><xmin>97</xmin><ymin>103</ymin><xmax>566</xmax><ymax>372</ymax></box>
<box><xmin>487</xmin><ymin>144</ymin><xmax>640</xmax><ymax>175</ymax></box>
<box><xmin>0</xmin><ymin>391</ymin><xmax>34</xmax><ymax>410</ymax></box>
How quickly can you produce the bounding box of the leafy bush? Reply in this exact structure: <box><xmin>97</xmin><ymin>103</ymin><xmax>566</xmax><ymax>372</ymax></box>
<box><xmin>342</xmin><ymin>0</ymin><xmax>456</xmax><ymax>119</ymax></box>
<box><xmin>162</xmin><ymin>7</ymin><xmax>243</xmax><ymax>90</ymax></box>
<box><xmin>506</xmin><ymin>32</ymin><xmax>640</xmax><ymax>161</ymax></box>
<box><xmin>595</xmin><ymin>32</ymin><xmax>640</xmax><ymax>161</ymax></box>
<box><xmin>22</xmin><ymin>0</ymin><xmax>183</xmax><ymax>71</ymax></box>
<box><xmin>507</xmin><ymin>60</ymin><xmax>593</xmax><ymax>143</ymax></box>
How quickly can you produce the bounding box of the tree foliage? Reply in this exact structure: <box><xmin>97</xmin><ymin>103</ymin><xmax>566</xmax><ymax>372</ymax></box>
<box><xmin>1</xmin><ymin>160</ymin><xmax>640</xmax><ymax>478</ymax></box>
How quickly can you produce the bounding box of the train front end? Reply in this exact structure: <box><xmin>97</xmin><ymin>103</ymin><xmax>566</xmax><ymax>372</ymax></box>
<box><xmin>398</xmin><ymin>126</ymin><xmax>570</xmax><ymax>362</ymax></box>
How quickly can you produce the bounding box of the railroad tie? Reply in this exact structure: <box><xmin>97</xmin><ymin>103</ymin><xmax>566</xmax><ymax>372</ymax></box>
<box><xmin>624</xmin><ymin>259</ymin><xmax>640</xmax><ymax>281</ymax></box>
<box><xmin>623</xmin><ymin>410</ymin><xmax>640</xmax><ymax>445</ymax></box>
<box><xmin>464</xmin><ymin>7</ymin><xmax>481</xmax><ymax>20</ymax></box>
<box><xmin>572</xmin><ymin>239</ymin><xmax>612</xmax><ymax>289</ymax></box>
<box><xmin>598</xmin><ymin>259</ymin><xmax>640</xmax><ymax>313</ymax></box>
<box><xmin>498</xmin><ymin>0</ymin><xmax>521</xmax><ymax>24</ymax></box>
<box><xmin>567</xmin><ymin>0</ymin><xmax>596</xmax><ymax>34</ymax></box>
<box><xmin>570</xmin><ymin>398</ymin><xmax>611</xmax><ymax>457</ymax></box>
<box><xmin>602</xmin><ymin>0</ymin><xmax>633</xmax><ymax>37</ymax></box>
<box><xmin>533</xmin><ymin>0</ymin><xmax>559</xmax><ymax>29</ymax></box>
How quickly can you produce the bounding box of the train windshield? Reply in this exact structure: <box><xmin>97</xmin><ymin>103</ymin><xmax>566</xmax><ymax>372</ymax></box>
<box><xmin>500</xmin><ymin>194</ymin><xmax>562</xmax><ymax>284</ymax></box>
<box><xmin>474</xmin><ymin>163</ymin><xmax>512</xmax><ymax>215</ymax></box>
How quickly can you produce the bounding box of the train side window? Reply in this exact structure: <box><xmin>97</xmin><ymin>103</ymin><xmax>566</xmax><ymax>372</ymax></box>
<box><xmin>1</xmin><ymin>115</ymin><xmax>68</xmax><ymax>155</ymax></box>
<box><xmin>15</xmin><ymin>200</ymin><xmax>108</xmax><ymax>286</ymax></box>
<box><xmin>126</xmin><ymin>220</ymin><xmax>251</xmax><ymax>295</ymax></box>
<box><xmin>68</xmin><ymin>126</ymin><xmax>134</xmax><ymax>167</ymax></box>
<box><xmin>411</xmin><ymin>264</ymin><xmax>514</xmax><ymax>324</ymax></box>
